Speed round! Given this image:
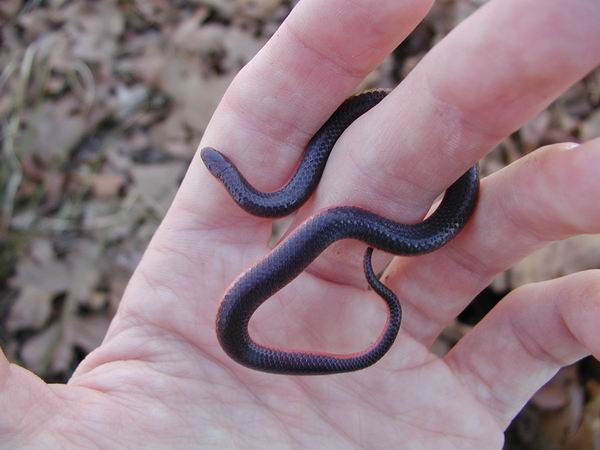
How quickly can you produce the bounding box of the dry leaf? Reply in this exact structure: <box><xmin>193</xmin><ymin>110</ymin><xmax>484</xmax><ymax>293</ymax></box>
<box><xmin>131</xmin><ymin>161</ymin><xmax>187</xmax><ymax>211</ymax></box>
<box><xmin>11</xmin><ymin>252</ymin><xmax>71</xmax><ymax>295</ymax></box>
<box><xmin>66</xmin><ymin>240</ymin><xmax>102</xmax><ymax>305</ymax></box>
<box><xmin>193</xmin><ymin>0</ymin><xmax>236</xmax><ymax>17</ymax></box>
<box><xmin>171</xmin><ymin>9</ymin><xmax>214</xmax><ymax>52</ymax></box>
<box><xmin>6</xmin><ymin>285</ymin><xmax>53</xmax><ymax>332</ymax></box>
<box><xmin>581</xmin><ymin>109</ymin><xmax>600</xmax><ymax>141</ymax></box>
<box><xmin>29</xmin><ymin>238</ymin><xmax>54</xmax><ymax>264</ymax></box>
<box><xmin>158</xmin><ymin>53</ymin><xmax>233</xmax><ymax>132</ymax></box>
<box><xmin>20</xmin><ymin>323</ymin><xmax>62</xmax><ymax>375</ymax></box>
<box><xmin>532</xmin><ymin>367</ymin><xmax>582</xmax><ymax>412</ymax></box>
<box><xmin>127</xmin><ymin>41</ymin><xmax>166</xmax><ymax>87</ymax></box>
<box><xmin>150</xmin><ymin>110</ymin><xmax>195</xmax><ymax>158</ymax></box>
<box><xmin>19</xmin><ymin>98</ymin><xmax>90</xmax><ymax>164</ymax></box>
<box><xmin>567</xmin><ymin>380</ymin><xmax>600</xmax><ymax>449</ymax></box>
<box><xmin>133</xmin><ymin>0</ymin><xmax>179</xmax><ymax>24</ymax></box>
<box><xmin>35</xmin><ymin>32</ymin><xmax>73</xmax><ymax>73</ymax></box>
<box><xmin>90</xmin><ymin>173</ymin><xmax>125</xmax><ymax>199</ymax></box>
<box><xmin>21</xmin><ymin>314</ymin><xmax>110</xmax><ymax>375</ymax></box>
<box><xmin>81</xmin><ymin>198</ymin><xmax>124</xmax><ymax>230</ymax></box>
<box><xmin>111</xmin><ymin>83</ymin><xmax>149</xmax><ymax>120</ymax></box>
<box><xmin>493</xmin><ymin>235</ymin><xmax>600</xmax><ymax>291</ymax></box>
<box><xmin>9</xmin><ymin>239</ymin><xmax>102</xmax><ymax>330</ymax></box>
<box><xmin>64</xmin><ymin>1</ymin><xmax>124</xmax><ymax>63</ymax></box>
<box><xmin>67</xmin><ymin>315</ymin><xmax>110</xmax><ymax>356</ymax></box>
<box><xmin>521</xmin><ymin>110</ymin><xmax>552</xmax><ymax>151</ymax></box>
<box><xmin>236</xmin><ymin>0</ymin><xmax>282</xmax><ymax>19</ymax></box>
<box><xmin>0</xmin><ymin>0</ymin><xmax>22</xmax><ymax>20</ymax></box>
<box><xmin>513</xmin><ymin>367</ymin><xmax>585</xmax><ymax>449</ymax></box>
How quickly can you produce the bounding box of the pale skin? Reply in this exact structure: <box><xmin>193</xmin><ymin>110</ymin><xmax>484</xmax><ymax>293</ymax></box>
<box><xmin>2</xmin><ymin>0</ymin><xmax>600</xmax><ymax>448</ymax></box>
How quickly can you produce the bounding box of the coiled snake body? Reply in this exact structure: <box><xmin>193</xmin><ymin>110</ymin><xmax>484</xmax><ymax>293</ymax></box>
<box><xmin>201</xmin><ymin>90</ymin><xmax>479</xmax><ymax>375</ymax></box>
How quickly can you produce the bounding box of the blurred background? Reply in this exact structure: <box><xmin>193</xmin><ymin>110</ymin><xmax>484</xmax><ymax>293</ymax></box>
<box><xmin>1</xmin><ymin>0</ymin><xmax>599</xmax><ymax>448</ymax></box>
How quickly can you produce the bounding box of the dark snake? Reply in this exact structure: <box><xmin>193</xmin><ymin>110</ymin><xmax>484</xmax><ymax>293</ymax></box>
<box><xmin>201</xmin><ymin>90</ymin><xmax>479</xmax><ymax>375</ymax></box>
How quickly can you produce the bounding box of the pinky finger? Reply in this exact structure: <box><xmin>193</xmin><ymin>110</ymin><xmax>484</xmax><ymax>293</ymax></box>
<box><xmin>444</xmin><ymin>270</ymin><xmax>600</xmax><ymax>428</ymax></box>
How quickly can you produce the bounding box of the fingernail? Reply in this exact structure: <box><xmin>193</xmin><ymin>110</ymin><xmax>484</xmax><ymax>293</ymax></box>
<box><xmin>561</xmin><ymin>142</ymin><xmax>580</xmax><ymax>150</ymax></box>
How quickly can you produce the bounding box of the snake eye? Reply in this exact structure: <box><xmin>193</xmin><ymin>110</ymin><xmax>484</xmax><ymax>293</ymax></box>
<box><xmin>201</xmin><ymin>147</ymin><xmax>233</xmax><ymax>179</ymax></box>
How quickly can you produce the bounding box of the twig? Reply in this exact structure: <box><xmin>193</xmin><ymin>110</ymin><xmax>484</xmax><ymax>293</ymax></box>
<box><xmin>70</xmin><ymin>60</ymin><xmax>96</xmax><ymax>113</ymax></box>
<box><xmin>1</xmin><ymin>117</ymin><xmax>23</xmax><ymax>228</ymax></box>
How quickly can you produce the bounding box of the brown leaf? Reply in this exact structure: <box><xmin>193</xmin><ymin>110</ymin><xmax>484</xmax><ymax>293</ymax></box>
<box><xmin>90</xmin><ymin>173</ymin><xmax>125</xmax><ymax>199</ymax></box>
<box><xmin>493</xmin><ymin>235</ymin><xmax>600</xmax><ymax>291</ymax></box>
<box><xmin>35</xmin><ymin>32</ymin><xmax>73</xmax><ymax>73</ymax></box>
<box><xmin>532</xmin><ymin>367</ymin><xmax>581</xmax><ymax>411</ymax></box>
<box><xmin>130</xmin><ymin>161</ymin><xmax>187</xmax><ymax>211</ymax></box>
<box><xmin>20</xmin><ymin>314</ymin><xmax>110</xmax><ymax>375</ymax></box>
<box><xmin>236</xmin><ymin>0</ymin><xmax>282</xmax><ymax>19</ymax></box>
<box><xmin>20</xmin><ymin>323</ymin><xmax>62</xmax><ymax>375</ymax></box>
<box><xmin>519</xmin><ymin>367</ymin><xmax>585</xmax><ymax>449</ymax></box>
<box><xmin>11</xmin><ymin>251</ymin><xmax>71</xmax><ymax>294</ymax></box>
<box><xmin>66</xmin><ymin>240</ymin><xmax>102</xmax><ymax>305</ymax></box>
<box><xmin>6</xmin><ymin>285</ymin><xmax>53</xmax><ymax>332</ymax></box>
<box><xmin>566</xmin><ymin>383</ymin><xmax>600</xmax><ymax>450</ymax></box>
<box><xmin>128</xmin><ymin>43</ymin><xmax>165</xmax><ymax>87</ymax></box>
<box><xmin>63</xmin><ymin>1</ymin><xmax>124</xmax><ymax>63</ymax></box>
<box><xmin>9</xmin><ymin>239</ymin><xmax>102</xmax><ymax>327</ymax></box>
<box><xmin>0</xmin><ymin>0</ymin><xmax>22</xmax><ymax>21</ymax></box>
<box><xmin>42</xmin><ymin>169</ymin><xmax>66</xmax><ymax>210</ymax></box>
<box><xmin>581</xmin><ymin>109</ymin><xmax>600</xmax><ymax>141</ymax></box>
<box><xmin>19</xmin><ymin>97</ymin><xmax>90</xmax><ymax>164</ymax></box>
<box><xmin>192</xmin><ymin>0</ymin><xmax>236</xmax><ymax>17</ymax></box>
<box><xmin>520</xmin><ymin>110</ymin><xmax>552</xmax><ymax>151</ymax></box>
<box><xmin>160</xmin><ymin>54</ymin><xmax>232</xmax><ymax>127</ymax></box>
<box><xmin>132</xmin><ymin>0</ymin><xmax>180</xmax><ymax>25</ymax></box>
<box><xmin>71</xmin><ymin>315</ymin><xmax>110</xmax><ymax>352</ymax></box>
<box><xmin>110</xmin><ymin>83</ymin><xmax>149</xmax><ymax>120</ymax></box>
<box><xmin>171</xmin><ymin>9</ymin><xmax>213</xmax><ymax>52</ymax></box>
<box><xmin>29</xmin><ymin>238</ymin><xmax>54</xmax><ymax>264</ymax></box>
<box><xmin>150</xmin><ymin>110</ymin><xmax>196</xmax><ymax>158</ymax></box>
<box><xmin>219</xmin><ymin>26</ymin><xmax>266</xmax><ymax>73</ymax></box>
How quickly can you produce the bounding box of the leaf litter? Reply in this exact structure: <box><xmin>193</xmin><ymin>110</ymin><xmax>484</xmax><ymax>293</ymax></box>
<box><xmin>0</xmin><ymin>1</ymin><xmax>599</xmax><ymax>447</ymax></box>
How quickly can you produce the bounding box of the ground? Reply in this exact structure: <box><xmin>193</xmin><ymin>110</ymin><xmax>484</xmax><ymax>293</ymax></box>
<box><xmin>1</xmin><ymin>1</ymin><xmax>599</xmax><ymax>448</ymax></box>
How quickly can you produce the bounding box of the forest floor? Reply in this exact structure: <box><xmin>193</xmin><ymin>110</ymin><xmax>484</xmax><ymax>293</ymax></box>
<box><xmin>1</xmin><ymin>1</ymin><xmax>600</xmax><ymax>449</ymax></box>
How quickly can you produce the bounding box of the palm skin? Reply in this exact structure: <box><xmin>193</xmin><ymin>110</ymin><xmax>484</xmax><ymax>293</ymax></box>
<box><xmin>3</xmin><ymin>0</ymin><xmax>600</xmax><ymax>449</ymax></box>
<box><xmin>10</xmin><ymin>241</ymin><xmax>503</xmax><ymax>449</ymax></box>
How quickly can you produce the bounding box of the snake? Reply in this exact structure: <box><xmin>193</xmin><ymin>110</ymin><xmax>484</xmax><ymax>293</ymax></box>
<box><xmin>201</xmin><ymin>89</ymin><xmax>480</xmax><ymax>375</ymax></box>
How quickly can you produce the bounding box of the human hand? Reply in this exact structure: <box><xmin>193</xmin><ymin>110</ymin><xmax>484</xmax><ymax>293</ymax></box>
<box><xmin>2</xmin><ymin>0</ymin><xmax>600</xmax><ymax>448</ymax></box>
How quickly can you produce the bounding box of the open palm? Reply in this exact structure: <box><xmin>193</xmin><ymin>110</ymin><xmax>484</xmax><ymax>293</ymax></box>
<box><xmin>3</xmin><ymin>0</ymin><xmax>600</xmax><ymax>448</ymax></box>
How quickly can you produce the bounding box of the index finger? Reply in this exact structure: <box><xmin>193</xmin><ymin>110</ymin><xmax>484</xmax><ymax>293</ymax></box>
<box><xmin>172</xmin><ymin>0</ymin><xmax>434</xmax><ymax>231</ymax></box>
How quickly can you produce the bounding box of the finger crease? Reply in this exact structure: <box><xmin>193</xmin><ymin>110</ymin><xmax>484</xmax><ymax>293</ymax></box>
<box><xmin>509</xmin><ymin>312</ymin><xmax>574</xmax><ymax>368</ymax></box>
<box><xmin>283</xmin><ymin>20</ymin><xmax>366</xmax><ymax>81</ymax></box>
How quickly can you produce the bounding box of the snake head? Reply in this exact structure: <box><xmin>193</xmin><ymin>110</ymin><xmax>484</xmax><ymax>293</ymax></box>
<box><xmin>201</xmin><ymin>147</ymin><xmax>233</xmax><ymax>180</ymax></box>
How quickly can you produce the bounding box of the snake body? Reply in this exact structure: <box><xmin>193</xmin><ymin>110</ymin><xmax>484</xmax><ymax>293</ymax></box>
<box><xmin>201</xmin><ymin>90</ymin><xmax>479</xmax><ymax>375</ymax></box>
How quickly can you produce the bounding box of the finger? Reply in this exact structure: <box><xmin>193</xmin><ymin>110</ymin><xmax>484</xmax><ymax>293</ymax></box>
<box><xmin>444</xmin><ymin>270</ymin><xmax>600</xmax><ymax>428</ymax></box>
<box><xmin>175</xmin><ymin>0</ymin><xmax>434</xmax><ymax>230</ymax></box>
<box><xmin>295</xmin><ymin>0</ymin><xmax>600</xmax><ymax>286</ymax></box>
<box><xmin>385</xmin><ymin>138</ymin><xmax>600</xmax><ymax>344</ymax></box>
